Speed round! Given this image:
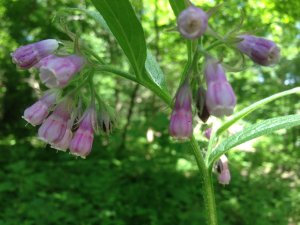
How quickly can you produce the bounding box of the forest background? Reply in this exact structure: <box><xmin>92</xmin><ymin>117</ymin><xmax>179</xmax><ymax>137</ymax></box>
<box><xmin>0</xmin><ymin>0</ymin><xmax>299</xmax><ymax>224</ymax></box>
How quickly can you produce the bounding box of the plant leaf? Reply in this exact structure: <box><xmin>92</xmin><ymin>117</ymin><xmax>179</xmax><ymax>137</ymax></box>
<box><xmin>217</xmin><ymin>87</ymin><xmax>300</xmax><ymax>136</ymax></box>
<box><xmin>90</xmin><ymin>0</ymin><xmax>147</xmax><ymax>80</ymax></box>
<box><xmin>168</xmin><ymin>0</ymin><xmax>186</xmax><ymax>16</ymax></box>
<box><xmin>208</xmin><ymin>114</ymin><xmax>300</xmax><ymax>167</ymax></box>
<box><xmin>145</xmin><ymin>50</ymin><xmax>168</xmax><ymax>92</ymax></box>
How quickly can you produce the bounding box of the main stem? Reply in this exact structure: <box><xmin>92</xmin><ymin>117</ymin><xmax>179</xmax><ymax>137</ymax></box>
<box><xmin>190</xmin><ymin>137</ymin><xmax>218</xmax><ymax>225</ymax></box>
<box><xmin>96</xmin><ymin>66</ymin><xmax>218</xmax><ymax>225</ymax></box>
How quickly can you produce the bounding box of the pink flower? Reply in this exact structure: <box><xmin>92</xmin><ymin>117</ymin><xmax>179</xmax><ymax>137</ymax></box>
<box><xmin>22</xmin><ymin>90</ymin><xmax>58</xmax><ymax>126</ymax></box>
<box><xmin>39</xmin><ymin>55</ymin><xmax>86</xmax><ymax>88</ymax></box>
<box><xmin>11</xmin><ymin>39</ymin><xmax>59</xmax><ymax>69</ymax></box>
<box><xmin>69</xmin><ymin>107</ymin><xmax>96</xmax><ymax>158</ymax></box>
<box><xmin>177</xmin><ymin>6</ymin><xmax>208</xmax><ymax>39</ymax></box>
<box><xmin>38</xmin><ymin>99</ymin><xmax>73</xmax><ymax>144</ymax></box>
<box><xmin>205</xmin><ymin>59</ymin><xmax>236</xmax><ymax>117</ymax></box>
<box><xmin>169</xmin><ymin>82</ymin><xmax>193</xmax><ymax>140</ymax></box>
<box><xmin>51</xmin><ymin>128</ymin><xmax>73</xmax><ymax>151</ymax></box>
<box><xmin>237</xmin><ymin>35</ymin><xmax>280</xmax><ymax>66</ymax></box>
<box><xmin>217</xmin><ymin>155</ymin><xmax>231</xmax><ymax>185</ymax></box>
<box><xmin>169</xmin><ymin>109</ymin><xmax>193</xmax><ymax>140</ymax></box>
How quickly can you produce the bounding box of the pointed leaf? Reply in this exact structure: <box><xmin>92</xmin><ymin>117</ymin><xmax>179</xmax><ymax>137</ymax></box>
<box><xmin>91</xmin><ymin>0</ymin><xmax>147</xmax><ymax>79</ymax></box>
<box><xmin>217</xmin><ymin>87</ymin><xmax>300</xmax><ymax>136</ymax></box>
<box><xmin>208</xmin><ymin>114</ymin><xmax>300</xmax><ymax>167</ymax></box>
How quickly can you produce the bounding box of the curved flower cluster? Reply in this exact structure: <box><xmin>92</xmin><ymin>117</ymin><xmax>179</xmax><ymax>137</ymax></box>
<box><xmin>12</xmin><ymin>39</ymin><xmax>113</xmax><ymax>158</ymax></box>
<box><xmin>170</xmin><ymin>5</ymin><xmax>281</xmax><ymax>141</ymax></box>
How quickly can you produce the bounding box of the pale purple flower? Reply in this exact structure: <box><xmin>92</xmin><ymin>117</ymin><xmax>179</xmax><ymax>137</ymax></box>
<box><xmin>178</xmin><ymin>6</ymin><xmax>208</xmax><ymax>39</ymax></box>
<box><xmin>237</xmin><ymin>35</ymin><xmax>280</xmax><ymax>66</ymax></box>
<box><xmin>22</xmin><ymin>90</ymin><xmax>58</xmax><ymax>126</ymax></box>
<box><xmin>69</xmin><ymin>107</ymin><xmax>96</xmax><ymax>158</ymax></box>
<box><xmin>38</xmin><ymin>98</ymin><xmax>73</xmax><ymax>144</ymax></box>
<box><xmin>169</xmin><ymin>109</ymin><xmax>193</xmax><ymax>139</ymax></box>
<box><xmin>206</xmin><ymin>81</ymin><xmax>236</xmax><ymax>117</ymax></box>
<box><xmin>169</xmin><ymin>82</ymin><xmax>193</xmax><ymax>140</ymax></box>
<box><xmin>51</xmin><ymin>129</ymin><xmax>73</xmax><ymax>151</ymax></box>
<box><xmin>11</xmin><ymin>39</ymin><xmax>59</xmax><ymax>69</ymax></box>
<box><xmin>205</xmin><ymin>59</ymin><xmax>236</xmax><ymax>117</ymax></box>
<box><xmin>39</xmin><ymin>55</ymin><xmax>86</xmax><ymax>88</ymax></box>
<box><xmin>217</xmin><ymin>155</ymin><xmax>231</xmax><ymax>185</ymax></box>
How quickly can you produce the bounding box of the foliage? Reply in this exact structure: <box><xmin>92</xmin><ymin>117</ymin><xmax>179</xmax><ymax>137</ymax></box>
<box><xmin>0</xmin><ymin>0</ymin><xmax>299</xmax><ymax>224</ymax></box>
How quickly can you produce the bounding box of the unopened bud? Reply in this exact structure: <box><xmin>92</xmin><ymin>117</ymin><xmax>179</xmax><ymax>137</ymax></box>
<box><xmin>169</xmin><ymin>82</ymin><xmax>193</xmax><ymax>140</ymax></box>
<box><xmin>177</xmin><ymin>6</ymin><xmax>208</xmax><ymax>39</ymax></box>
<box><xmin>196</xmin><ymin>87</ymin><xmax>210</xmax><ymax>123</ymax></box>
<box><xmin>237</xmin><ymin>35</ymin><xmax>280</xmax><ymax>66</ymax></box>
<box><xmin>216</xmin><ymin>155</ymin><xmax>231</xmax><ymax>185</ymax></box>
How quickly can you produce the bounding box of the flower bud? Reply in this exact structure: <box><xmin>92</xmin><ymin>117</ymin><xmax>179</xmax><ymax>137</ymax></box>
<box><xmin>38</xmin><ymin>98</ymin><xmax>73</xmax><ymax>144</ymax></box>
<box><xmin>205</xmin><ymin>59</ymin><xmax>236</xmax><ymax>117</ymax></box>
<box><xmin>204</xmin><ymin>128</ymin><xmax>212</xmax><ymax>139</ymax></box>
<box><xmin>216</xmin><ymin>155</ymin><xmax>231</xmax><ymax>185</ymax></box>
<box><xmin>169</xmin><ymin>83</ymin><xmax>193</xmax><ymax>140</ymax></box>
<box><xmin>196</xmin><ymin>87</ymin><xmax>210</xmax><ymax>123</ymax></box>
<box><xmin>22</xmin><ymin>90</ymin><xmax>58</xmax><ymax>126</ymax></box>
<box><xmin>177</xmin><ymin>6</ymin><xmax>208</xmax><ymax>39</ymax></box>
<box><xmin>11</xmin><ymin>39</ymin><xmax>59</xmax><ymax>69</ymax></box>
<box><xmin>69</xmin><ymin>107</ymin><xmax>96</xmax><ymax>158</ymax></box>
<box><xmin>39</xmin><ymin>55</ymin><xmax>86</xmax><ymax>88</ymax></box>
<box><xmin>237</xmin><ymin>35</ymin><xmax>280</xmax><ymax>66</ymax></box>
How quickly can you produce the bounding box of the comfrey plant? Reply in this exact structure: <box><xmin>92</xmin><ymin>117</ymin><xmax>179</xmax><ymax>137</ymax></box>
<box><xmin>12</xmin><ymin>0</ymin><xmax>300</xmax><ymax>224</ymax></box>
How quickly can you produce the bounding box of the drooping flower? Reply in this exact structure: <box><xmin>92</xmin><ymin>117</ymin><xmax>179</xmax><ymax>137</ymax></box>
<box><xmin>69</xmin><ymin>107</ymin><xmax>96</xmax><ymax>158</ymax></box>
<box><xmin>11</xmin><ymin>39</ymin><xmax>59</xmax><ymax>69</ymax></box>
<box><xmin>22</xmin><ymin>90</ymin><xmax>59</xmax><ymax>126</ymax></box>
<box><xmin>38</xmin><ymin>98</ymin><xmax>73</xmax><ymax>144</ymax></box>
<box><xmin>39</xmin><ymin>55</ymin><xmax>86</xmax><ymax>88</ymax></box>
<box><xmin>177</xmin><ymin>6</ymin><xmax>208</xmax><ymax>39</ymax></box>
<box><xmin>99</xmin><ymin>109</ymin><xmax>114</xmax><ymax>134</ymax></box>
<box><xmin>205</xmin><ymin>58</ymin><xmax>236</xmax><ymax>117</ymax></box>
<box><xmin>216</xmin><ymin>155</ymin><xmax>231</xmax><ymax>185</ymax></box>
<box><xmin>236</xmin><ymin>35</ymin><xmax>280</xmax><ymax>66</ymax></box>
<box><xmin>169</xmin><ymin>82</ymin><xmax>193</xmax><ymax>140</ymax></box>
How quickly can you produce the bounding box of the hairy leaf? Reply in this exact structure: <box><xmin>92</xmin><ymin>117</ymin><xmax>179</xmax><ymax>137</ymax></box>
<box><xmin>208</xmin><ymin>114</ymin><xmax>300</xmax><ymax>167</ymax></box>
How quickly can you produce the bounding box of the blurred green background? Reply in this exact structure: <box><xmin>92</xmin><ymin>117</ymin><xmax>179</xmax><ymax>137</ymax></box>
<box><xmin>0</xmin><ymin>0</ymin><xmax>300</xmax><ymax>224</ymax></box>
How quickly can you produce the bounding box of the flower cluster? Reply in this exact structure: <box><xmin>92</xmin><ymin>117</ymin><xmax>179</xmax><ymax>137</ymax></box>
<box><xmin>12</xmin><ymin>39</ymin><xmax>112</xmax><ymax>158</ymax></box>
<box><xmin>169</xmin><ymin>4</ymin><xmax>281</xmax><ymax>141</ymax></box>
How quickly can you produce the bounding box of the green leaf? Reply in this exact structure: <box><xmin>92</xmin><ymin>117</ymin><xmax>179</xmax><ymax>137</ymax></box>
<box><xmin>169</xmin><ymin>0</ymin><xmax>186</xmax><ymax>16</ymax></box>
<box><xmin>208</xmin><ymin>114</ymin><xmax>300</xmax><ymax>167</ymax></box>
<box><xmin>145</xmin><ymin>50</ymin><xmax>168</xmax><ymax>92</ymax></box>
<box><xmin>217</xmin><ymin>87</ymin><xmax>300</xmax><ymax>136</ymax></box>
<box><xmin>90</xmin><ymin>0</ymin><xmax>147</xmax><ymax>80</ymax></box>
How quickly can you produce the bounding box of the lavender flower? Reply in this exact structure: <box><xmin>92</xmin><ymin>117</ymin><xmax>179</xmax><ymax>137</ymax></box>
<box><xmin>177</xmin><ymin>6</ymin><xmax>208</xmax><ymax>39</ymax></box>
<box><xmin>39</xmin><ymin>55</ymin><xmax>85</xmax><ymax>88</ymax></box>
<box><xmin>205</xmin><ymin>58</ymin><xmax>236</xmax><ymax>117</ymax></box>
<box><xmin>11</xmin><ymin>39</ymin><xmax>59</xmax><ymax>69</ymax></box>
<box><xmin>69</xmin><ymin>107</ymin><xmax>96</xmax><ymax>158</ymax></box>
<box><xmin>38</xmin><ymin>98</ymin><xmax>73</xmax><ymax>144</ymax></box>
<box><xmin>169</xmin><ymin>82</ymin><xmax>193</xmax><ymax>139</ymax></box>
<box><xmin>22</xmin><ymin>90</ymin><xmax>58</xmax><ymax>126</ymax></box>
<box><xmin>237</xmin><ymin>35</ymin><xmax>280</xmax><ymax>66</ymax></box>
<box><xmin>217</xmin><ymin>155</ymin><xmax>231</xmax><ymax>185</ymax></box>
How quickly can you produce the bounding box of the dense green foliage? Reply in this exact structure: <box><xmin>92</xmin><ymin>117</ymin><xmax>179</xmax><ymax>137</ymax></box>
<box><xmin>0</xmin><ymin>0</ymin><xmax>299</xmax><ymax>224</ymax></box>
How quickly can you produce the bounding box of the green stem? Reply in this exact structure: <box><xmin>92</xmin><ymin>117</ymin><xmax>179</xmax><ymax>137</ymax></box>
<box><xmin>94</xmin><ymin>62</ymin><xmax>218</xmax><ymax>225</ymax></box>
<box><xmin>190</xmin><ymin>137</ymin><xmax>218</xmax><ymax>225</ymax></box>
